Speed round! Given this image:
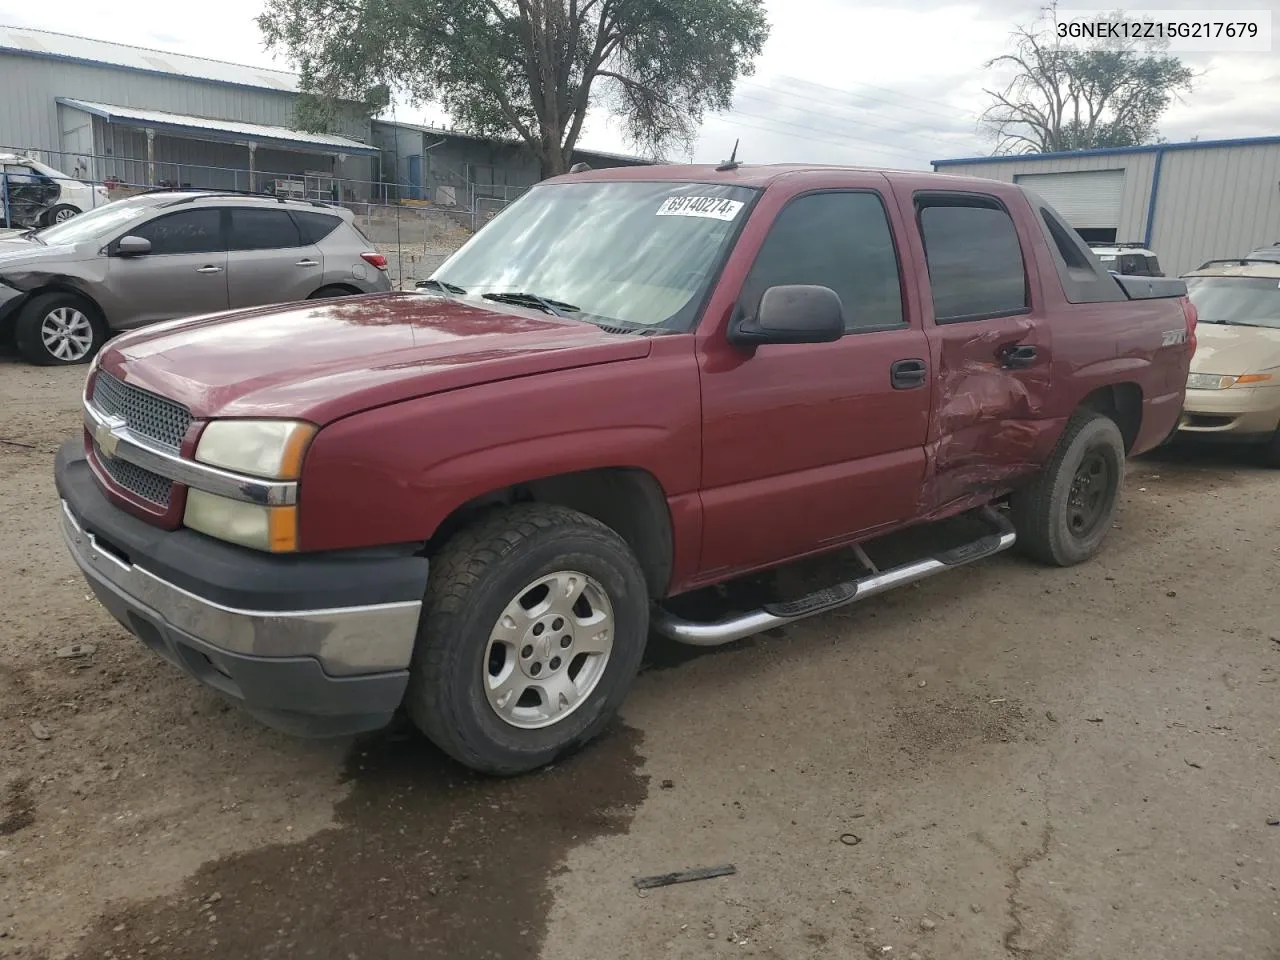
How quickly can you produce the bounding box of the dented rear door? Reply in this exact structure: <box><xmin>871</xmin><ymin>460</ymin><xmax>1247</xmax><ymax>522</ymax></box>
<box><xmin>893</xmin><ymin>182</ymin><xmax>1055</xmax><ymax>517</ymax></box>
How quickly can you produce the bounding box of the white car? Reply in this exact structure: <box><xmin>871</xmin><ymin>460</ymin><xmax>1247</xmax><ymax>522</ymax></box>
<box><xmin>1</xmin><ymin>154</ymin><xmax>110</xmax><ymax>228</ymax></box>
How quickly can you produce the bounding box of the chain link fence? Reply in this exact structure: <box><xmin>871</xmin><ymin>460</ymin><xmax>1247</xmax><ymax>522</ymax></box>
<box><xmin>0</xmin><ymin>144</ymin><xmax>520</xmax><ymax>288</ymax></box>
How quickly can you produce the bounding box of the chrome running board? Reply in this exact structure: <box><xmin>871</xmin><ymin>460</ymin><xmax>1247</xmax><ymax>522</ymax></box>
<box><xmin>651</xmin><ymin>507</ymin><xmax>1017</xmax><ymax>647</ymax></box>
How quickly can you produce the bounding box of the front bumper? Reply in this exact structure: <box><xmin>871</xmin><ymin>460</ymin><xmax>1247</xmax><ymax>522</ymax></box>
<box><xmin>1176</xmin><ymin>386</ymin><xmax>1280</xmax><ymax>441</ymax></box>
<box><xmin>0</xmin><ymin>282</ymin><xmax>26</xmax><ymax>334</ymax></box>
<box><xmin>55</xmin><ymin>441</ymin><xmax>430</xmax><ymax>736</ymax></box>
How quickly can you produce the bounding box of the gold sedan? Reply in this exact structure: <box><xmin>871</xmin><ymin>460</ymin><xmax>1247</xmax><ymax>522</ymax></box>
<box><xmin>1178</xmin><ymin>260</ymin><xmax>1280</xmax><ymax>464</ymax></box>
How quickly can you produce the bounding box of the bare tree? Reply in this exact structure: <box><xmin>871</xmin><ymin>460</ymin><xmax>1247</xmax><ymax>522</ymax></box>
<box><xmin>981</xmin><ymin>2</ymin><xmax>1195</xmax><ymax>154</ymax></box>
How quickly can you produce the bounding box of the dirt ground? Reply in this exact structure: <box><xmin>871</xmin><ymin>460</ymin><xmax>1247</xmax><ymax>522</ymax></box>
<box><xmin>1</xmin><ymin>353</ymin><xmax>1278</xmax><ymax>960</ymax></box>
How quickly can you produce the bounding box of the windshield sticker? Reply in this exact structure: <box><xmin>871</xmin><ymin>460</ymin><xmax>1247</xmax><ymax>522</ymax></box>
<box><xmin>656</xmin><ymin>196</ymin><xmax>745</xmax><ymax>221</ymax></box>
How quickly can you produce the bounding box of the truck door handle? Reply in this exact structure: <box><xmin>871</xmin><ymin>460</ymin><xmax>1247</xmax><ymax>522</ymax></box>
<box><xmin>295</xmin><ymin>259</ymin><xmax>319</xmax><ymax>267</ymax></box>
<box><xmin>999</xmin><ymin>343</ymin><xmax>1038</xmax><ymax>369</ymax></box>
<box><xmin>890</xmin><ymin>358</ymin><xmax>928</xmax><ymax>390</ymax></box>
<box><xmin>195</xmin><ymin>265</ymin><xmax>223</xmax><ymax>274</ymax></box>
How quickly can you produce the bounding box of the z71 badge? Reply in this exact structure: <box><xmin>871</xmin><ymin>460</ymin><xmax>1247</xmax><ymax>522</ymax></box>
<box><xmin>1161</xmin><ymin>329</ymin><xmax>1189</xmax><ymax>347</ymax></box>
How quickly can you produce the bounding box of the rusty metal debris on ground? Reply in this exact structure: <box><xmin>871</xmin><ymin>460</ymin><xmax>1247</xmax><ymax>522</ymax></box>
<box><xmin>634</xmin><ymin>864</ymin><xmax>736</xmax><ymax>890</ymax></box>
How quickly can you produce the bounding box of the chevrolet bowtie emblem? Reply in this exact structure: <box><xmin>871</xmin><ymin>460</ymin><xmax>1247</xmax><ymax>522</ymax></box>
<box><xmin>95</xmin><ymin>415</ymin><xmax>127</xmax><ymax>459</ymax></box>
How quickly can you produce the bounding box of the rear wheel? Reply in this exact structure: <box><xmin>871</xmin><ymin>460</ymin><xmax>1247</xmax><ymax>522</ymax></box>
<box><xmin>1011</xmin><ymin>411</ymin><xmax>1126</xmax><ymax>566</ymax></box>
<box><xmin>1262</xmin><ymin>429</ymin><xmax>1280</xmax><ymax>468</ymax></box>
<box><xmin>14</xmin><ymin>292</ymin><xmax>105</xmax><ymax>365</ymax></box>
<box><xmin>307</xmin><ymin>285</ymin><xmax>357</xmax><ymax>300</ymax></box>
<box><xmin>43</xmin><ymin>204</ymin><xmax>79</xmax><ymax>225</ymax></box>
<box><xmin>405</xmin><ymin>504</ymin><xmax>649</xmax><ymax>775</ymax></box>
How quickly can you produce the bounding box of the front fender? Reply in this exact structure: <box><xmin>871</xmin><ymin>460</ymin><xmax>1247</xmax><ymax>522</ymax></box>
<box><xmin>296</xmin><ymin>340</ymin><xmax>703</xmax><ymax>552</ymax></box>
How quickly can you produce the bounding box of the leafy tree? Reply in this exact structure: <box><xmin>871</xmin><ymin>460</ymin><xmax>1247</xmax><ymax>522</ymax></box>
<box><xmin>981</xmin><ymin>2</ymin><xmax>1194</xmax><ymax>154</ymax></box>
<box><xmin>260</xmin><ymin>0</ymin><xmax>770</xmax><ymax>178</ymax></box>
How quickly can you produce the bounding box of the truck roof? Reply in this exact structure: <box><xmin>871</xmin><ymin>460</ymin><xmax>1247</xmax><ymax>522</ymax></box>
<box><xmin>552</xmin><ymin>162</ymin><xmax>1023</xmax><ymax>194</ymax></box>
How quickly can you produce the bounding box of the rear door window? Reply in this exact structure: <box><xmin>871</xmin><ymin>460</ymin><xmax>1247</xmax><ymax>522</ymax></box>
<box><xmin>292</xmin><ymin>211</ymin><xmax>343</xmax><ymax>244</ymax></box>
<box><xmin>739</xmin><ymin>191</ymin><xmax>905</xmax><ymax>332</ymax></box>
<box><xmin>130</xmin><ymin>209</ymin><xmax>224</xmax><ymax>255</ymax></box>
<box><xmin>228</xmin><ymin>208</ymin><xmax>303</xmax><ymax>250</ymax></box>
<box><xmin>3</xmin><ymin>163</ymin><xmax>39</xmax><ymax>185</ymax></box>
<box><xmin>916</xmin><ymin>196</ymin><xmax>1029</xmax><ymax>323</ymax></box>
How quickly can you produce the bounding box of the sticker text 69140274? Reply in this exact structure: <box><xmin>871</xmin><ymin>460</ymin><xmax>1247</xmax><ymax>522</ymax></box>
<box><xmin>656</xmin><ymin>196</ymin><xmax>745</xmax><ymax>221</ymax></box>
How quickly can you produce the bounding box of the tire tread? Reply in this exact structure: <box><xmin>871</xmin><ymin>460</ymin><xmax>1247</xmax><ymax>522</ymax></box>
<box><xmin>15</xmin><ymin>291</ymin><xmax>103</xmax><ymax>366</ymax></box>
<box><xmin>407</xmin><ymin>503</ymin><xmax>641</xmax><ymax>775</ymax></box>
<box><xmin>1011</xmin><ymin>410</ymin><xmax>1123</xmax><ymax>567</ymax></box>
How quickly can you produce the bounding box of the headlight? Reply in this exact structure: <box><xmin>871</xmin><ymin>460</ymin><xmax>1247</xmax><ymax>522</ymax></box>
<box><xmin>1187</xmin><ymin>373</ymin><xmax>1274</xmax><ymax>390</ymax></box>
<box><xmin>194</xmin><ymin>419</ymin><xmax>316</xmax><ymax>479</ymax></box>
<box><xmin>184</xmin><ymin>490</ymin><xmax>298</xmax><ymax>552</ymax></box>
<box><xmin>1188</xmin><ymin>373</ymin><xmax>1235</xmax><ymax>390</ymax></box>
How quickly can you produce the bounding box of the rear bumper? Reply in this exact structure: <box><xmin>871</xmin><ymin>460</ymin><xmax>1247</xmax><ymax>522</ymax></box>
<box><xmin>56</xmin><ymin>441</ymin><xmax>430</xmax><ymax>736</ymax></box>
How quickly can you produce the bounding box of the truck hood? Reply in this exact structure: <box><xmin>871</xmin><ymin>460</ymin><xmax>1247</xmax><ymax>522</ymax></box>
<box><xmin>99</xmin><ymin>293</ymin><xmax>653</xmax><ymax>423</ymax></box>
<box><xmin>1189</xmin><ymin>321</ymin><xmax>1280</xmax><ymax>375</ymax></box>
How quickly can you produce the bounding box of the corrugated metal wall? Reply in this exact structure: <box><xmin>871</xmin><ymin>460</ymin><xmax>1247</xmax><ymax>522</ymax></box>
<box><xmin>1150</xmin><ymin>143</ymin><xmax>1280</xmax><ymax>275</ymax></box>
<box><xmin>0</xmin><ymin>51</ymin><xmax>373</xmax><ymax>170</ymax></box>
<box><xmin>935</xmin><ymin>152</ymin><xmax>1157</xmax><ymax>245</ymax></box>
<box><xmin>935</xmin><ymin>143</ymin><xmax>1280</xmax><ymax>276</ymax></box>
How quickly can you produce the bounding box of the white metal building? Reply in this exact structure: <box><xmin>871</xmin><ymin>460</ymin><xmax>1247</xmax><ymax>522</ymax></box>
<box><xmin>932</xmin><ymin>136</ymin><xmax>1280</xmax><ymax>277</ymax></box>
<box><xmin>0</xmin><ymin>25</ymin><xmax>381</xmax><ymax>199</ymax></box>
<box><xmin>0</xmin><ymin>25</ymin><xmax>645</xmax><ymax>208</ymax></box>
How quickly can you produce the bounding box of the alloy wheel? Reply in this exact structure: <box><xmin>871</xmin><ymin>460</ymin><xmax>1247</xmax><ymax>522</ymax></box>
<box><xmin>40</xmin><ymin>307</ymin><xmax>94</xmax><ymax>362</ymax></box>
<box><xmin>483</xmin><ymin>570</ymin><xmax>614</xmax><ymax>729</ymax></box>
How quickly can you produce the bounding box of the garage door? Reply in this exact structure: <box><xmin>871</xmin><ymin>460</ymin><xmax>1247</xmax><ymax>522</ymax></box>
<box><xmin>1014</xmin><ymin>169</ymin><xmax>1125</xmax><ymax>229</ymax></box>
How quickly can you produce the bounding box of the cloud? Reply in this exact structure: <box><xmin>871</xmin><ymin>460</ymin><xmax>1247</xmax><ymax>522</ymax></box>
<box><xmin>6</xmin><ymin>0</ymin><xmax>1278</xmax><ymax>168</ymax></box>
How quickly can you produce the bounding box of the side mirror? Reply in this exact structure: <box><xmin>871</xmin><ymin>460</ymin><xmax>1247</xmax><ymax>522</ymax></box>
<box><xmin>729</xmin><ymin>284</ymin><xmax>845</xmax><ymax>346</ymax></box>
<box><xmin>116</xmin><ymin>235</ymin><xmax>151</xmax><ymax>257</ymax></box>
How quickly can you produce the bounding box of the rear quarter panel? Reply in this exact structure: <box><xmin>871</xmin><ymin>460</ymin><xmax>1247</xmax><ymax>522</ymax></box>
<box><xmin>940</xmin><ymin>179</ymin><xmax>1190</xmax><ymax>460</ymax></box>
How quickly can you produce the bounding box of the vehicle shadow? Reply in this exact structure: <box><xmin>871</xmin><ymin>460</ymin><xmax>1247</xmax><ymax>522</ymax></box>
<box><xmin>1137</xmin><ymin>437</ymin><xmax>1276</xmax><ymax>472</ymax></box>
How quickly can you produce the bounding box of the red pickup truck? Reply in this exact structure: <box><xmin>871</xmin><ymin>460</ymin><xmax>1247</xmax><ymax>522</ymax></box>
<box><xmin>55</xmin><ymin>165</ymin><xmax>1196</xmax><ymax>774</ymax></box>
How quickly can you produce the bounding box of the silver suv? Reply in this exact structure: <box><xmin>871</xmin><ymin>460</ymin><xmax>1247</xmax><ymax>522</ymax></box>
<box><xmin>0</xmin><ymin>191</ymin><xmax>393</xmax><ymax>365</ymax></box>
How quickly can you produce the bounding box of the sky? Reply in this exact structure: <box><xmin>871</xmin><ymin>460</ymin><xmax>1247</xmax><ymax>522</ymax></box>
<box><xmin>1</xmin><ymin>0</ymin><xmax>1277</xmax><ymax>169</ymax></box>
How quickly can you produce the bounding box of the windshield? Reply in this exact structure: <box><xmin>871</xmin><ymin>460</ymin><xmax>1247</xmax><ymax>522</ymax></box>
<box><xmin>36</xmin><ymin>201</ymin><xmax>148</xmax><ymax>245</ymax></box>
<box><xmin>1186</xmin><ymin>276</ymin><xmax>1280</xmax><ymax>329</ymax></box>
<box><xmin>430</xmin><ymin>180</ymin><xmax>758</xmax><ymax>330</ymax></box>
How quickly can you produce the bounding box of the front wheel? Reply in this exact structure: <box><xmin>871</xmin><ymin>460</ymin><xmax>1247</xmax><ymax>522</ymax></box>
<box><xmin>1010</xmin><ymin>411</ymin><xmax>1126</xmax><ymax>566</ymax></box>
<box><xmin>405</xmin><ymin>504</ymin><xmax>649</xmax><ymax>775</ymax></box>
<box><xmin>14</xmin><ymin>292</ymin><xmax>105</xmax><ymax>365</ymax></box>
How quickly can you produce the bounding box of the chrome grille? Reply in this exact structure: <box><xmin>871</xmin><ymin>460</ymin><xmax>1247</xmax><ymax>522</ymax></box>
<box><xmin>92</xmin><ymin>371</ymin><xmax>192</xmax><ymax>451</ymax></box>
<box><xmin>96</xmin><ymin>445</ymin><xmax>172</xmax><ymax>507</ymax></box>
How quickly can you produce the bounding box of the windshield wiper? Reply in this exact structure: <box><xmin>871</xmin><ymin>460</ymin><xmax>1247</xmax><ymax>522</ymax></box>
<box><xmin>415</xmin><ymin>278</ymin><xmax>466</xmax><ymax>295</ymax></box>
<box><xmin>481</xmin><ymin>291</ymin><xmax>579</xmax><ymax>318</ymax></box>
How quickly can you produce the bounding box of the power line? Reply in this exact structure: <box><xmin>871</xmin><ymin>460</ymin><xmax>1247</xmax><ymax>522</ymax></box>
<box><xmin>729</xmin><ymin>88</ymin><xmax>975</xmax><ymax>150</ymax></box>
<box><xmin>736</xmin><ymin>79</ymin><xmax>972</xmax><ymax>130</ymax></box>
<box><xmin>715</xmin><ymin>107</ymin><xmax>969</xmax><ymax>164</ymax></box>
<box><xmin>703</xmin><ymin>115</ymin><xmax>932</xmax><ymax>166</ymax></box>
<box><xmin>764</xmin><ymin>73</ymin><xmax>984</xmax><ymax>124</ymax></box>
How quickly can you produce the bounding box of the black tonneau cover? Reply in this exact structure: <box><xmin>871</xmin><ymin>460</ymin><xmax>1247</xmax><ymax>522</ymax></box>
<box><xmin>1114</xmin><ymin>274</ymin><xmax>1186</xmax><ymax>300</ymax></box>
